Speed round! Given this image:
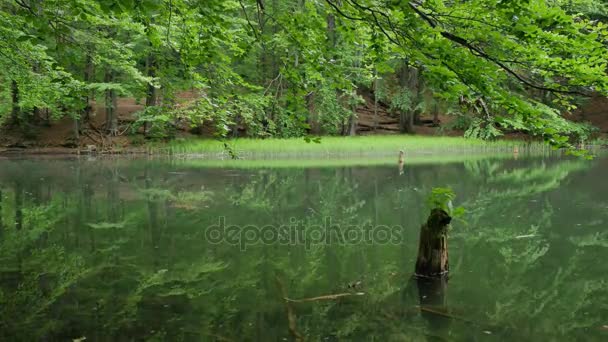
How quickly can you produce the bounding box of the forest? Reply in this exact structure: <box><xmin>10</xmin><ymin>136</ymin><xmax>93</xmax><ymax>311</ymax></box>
<box><xmin>2</xmin><ymin>0</ymin><xmax>608</xmax><ymax>152</ymax></box>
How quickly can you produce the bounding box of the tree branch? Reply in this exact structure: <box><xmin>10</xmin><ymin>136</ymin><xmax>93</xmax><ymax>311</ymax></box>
<box><xmin>407</xmin><ymin>2</ymin><xmax>589</xmax><ymax>96</ymax></box>
<box><xmin>239</xmin><ymin>0</ymin><xmax>261</xmax><ymax>40</ymax></box>
<box><xmin>324</xmin><ymin>0</ymin><xmax>364</xmax><ymax>21</ymax></box>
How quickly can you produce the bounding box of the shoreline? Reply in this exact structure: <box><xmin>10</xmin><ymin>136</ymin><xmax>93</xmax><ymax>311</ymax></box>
<box><xmin>1</xmin><ymin>135</ymin><xmax>605</xmax><ymax>158</ymax></box>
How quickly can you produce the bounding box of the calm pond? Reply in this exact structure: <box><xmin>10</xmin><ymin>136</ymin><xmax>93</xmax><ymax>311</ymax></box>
<box><xmin>0</xmin><ymin>155</ymin><xmax>607</xmax><ymax>341</ymax></box>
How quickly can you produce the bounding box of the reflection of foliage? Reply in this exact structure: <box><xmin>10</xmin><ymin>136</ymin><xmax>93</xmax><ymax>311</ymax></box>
<box><xmin>172</xmin><ymin>188</ymin><xmax>214</xmax><ymax>210</ymax></box>
<box><xmin>0</xmin><ymin>157</ymin><xmax>606</xmax><ymax>340</ymax></box>
<box><xmin>139</xmin><ymin>188</ymin><xmax>174</xmax><ymax>202</ymax></box>
<box><xmin>87</xmin><ymin>221</ymin><xmax>125</xmax><ymax>230</ymax></box>
<box><xmin>120</xmin><ymin>259</ymin><xmax>228</xmax><ymax>322</ymax></box>
<box><xmin>139</xmin><ymin>186</ymin><xmax>214</xmax><ymax>210</ymax></box>
<box><xmin>570</xmin><ymin>232</ymin><xmax>608</xmax><ymax>248</ymax></box>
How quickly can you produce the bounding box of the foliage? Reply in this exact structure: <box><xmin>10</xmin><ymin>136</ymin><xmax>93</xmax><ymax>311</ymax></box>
<box><xmin>0</xmin><ymin>0</ymin><xmax>607</xmax><ymax>149</ymax></box>
<box><xmin>426</xmin><ymin>187</ymin><xmax>465</xmax><ymax>219</ymax></box>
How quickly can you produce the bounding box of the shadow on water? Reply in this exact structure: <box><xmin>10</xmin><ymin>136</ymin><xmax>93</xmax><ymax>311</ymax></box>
<box><xmin>0</xmin><ymin>155</ymin><xmax>607</xmax><ymax>340</ymax></box>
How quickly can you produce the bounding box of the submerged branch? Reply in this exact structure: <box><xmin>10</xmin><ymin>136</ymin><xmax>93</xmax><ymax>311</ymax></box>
<box><xmin>284</xmin><ymin>292</ymin><xmax>366</xmax><ymax>303</ymax></box>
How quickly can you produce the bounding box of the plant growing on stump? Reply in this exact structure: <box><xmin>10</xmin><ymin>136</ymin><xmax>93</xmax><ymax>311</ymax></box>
<box><xmin>415</xmin><ymin>187</ymin><xmax>464</xmax><ymax>277</ymax></box>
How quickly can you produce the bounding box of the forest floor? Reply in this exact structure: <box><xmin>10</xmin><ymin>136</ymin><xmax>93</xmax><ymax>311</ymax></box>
<box><xmin>1</xmin><ymin>92</ymin><xmax>607</xmax><ymax>155</ymax></box>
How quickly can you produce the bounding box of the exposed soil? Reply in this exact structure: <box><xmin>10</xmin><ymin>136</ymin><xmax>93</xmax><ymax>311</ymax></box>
<box><xmin>355</xmin><ymin>92</ymin><xmax>460</xmax><ymax>136</ymax></box>
<box><xmin>570</xmin><ymin>95</ymin><xmax>608</xmax><ymax>137</ymax></box>
<box><xmin>0</xmin><ymin>97</ymin><xmax>143</xmax><ymax>152</ymax></box>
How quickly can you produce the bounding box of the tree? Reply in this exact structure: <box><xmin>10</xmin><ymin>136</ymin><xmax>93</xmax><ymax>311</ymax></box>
<box><xmin>0</xmin><ymin>0</ymin><xmax>607</xmax><ymax>150</ymax></box>
<box><xmin>325</xmin><ymin>0</ymin><xmax>608</xmax><ymax>148</ymax></box>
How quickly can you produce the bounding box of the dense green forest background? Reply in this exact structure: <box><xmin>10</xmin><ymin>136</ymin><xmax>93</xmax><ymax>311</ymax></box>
<box><xmin>2</xmin><ymin>0</ymin><xmax>608</xmax><ymax>148</ymax></box>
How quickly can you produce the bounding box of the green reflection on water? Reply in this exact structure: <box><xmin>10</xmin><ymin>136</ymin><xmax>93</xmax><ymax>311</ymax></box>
<box><xmin>0</xmin><ymin>155</ymin><xmax>607</xmax><ymax>341</ymax></box>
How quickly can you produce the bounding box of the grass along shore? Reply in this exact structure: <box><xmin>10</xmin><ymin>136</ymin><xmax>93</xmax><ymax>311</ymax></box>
<box><xmin>159</xmin><ymin>135</ymin><xmax>555</xmax><ymax>158</ymax></box>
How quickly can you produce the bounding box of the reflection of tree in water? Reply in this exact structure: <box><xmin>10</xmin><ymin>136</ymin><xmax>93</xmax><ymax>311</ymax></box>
<box><xmin>449</xmin><ymin>157</ymin><xmax>608</xmax><ymax>339</ymax></box>
<box><xmin>0</xmin><ymin>157</ymin><xmax>606</xmax><ymax>340</ymax></box>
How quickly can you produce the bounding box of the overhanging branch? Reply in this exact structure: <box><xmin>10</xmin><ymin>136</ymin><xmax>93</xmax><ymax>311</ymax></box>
<box><xmin>407</xmin><ymin>2</ymin><xmax>589</xmax><ymax>96</ymax></box>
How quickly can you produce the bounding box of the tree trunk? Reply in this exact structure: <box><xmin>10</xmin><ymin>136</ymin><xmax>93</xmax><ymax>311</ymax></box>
<box><xmin>45</xmin><ymin>108</ymin><xmax>51</xmax><ymax>126</ymax></box>
<box><xmin>83</xmin><ymin>53</ymin><xmax>94</xmax><ymax>123</ymax></box>
<box><xmin>256</xmin><ymin>0</ymin><xmax>269</xmax><ymax>81</ymax></box>
<box><xmin>373</xmin><ymin>72</ymin><xmax>378</xmax><ymax>132</ymax></box>
<box><xmin>32</xmin><ymin>62</ymin><xmax>43</xmax><ymax>124</ymax></box>
<box><xmin>306</xmin><ymin>91</ymin><xmax>320</xmax><ymax>134</ymax></box>
<box><xmin>11</xmin><ymin>80</ymin><xmax>20</xmax><ymax>126</ymax></box>
<box><xmin>432</xmin><ymin>102</ymin><xmax>440</xmax><ymax>126</ymax></box>
<box><xmin>271</xmin><ymin>0</ymin><xmax>279</xmax><ymax>76</ymax></box>
<box><xmin>415</xmin><ymin>208</ymin><xmax>451</xmax><ymax>277</ymax></box>
<box><xmin>398</xmin><ymin>61</ymin><xmax>416</xmax><ymax>133</ymax></box>
<box><xmin>327</xmin><ymin>13</ymin><xmax>336</xmax><ymax>49</ymax></box>
<box><xmin>407</xmin><ymin>67</ymin><xmax>419</xmax><ymax>129</ymax></box>
<box><xmin>104</xmin><ymin>69</ymin><xmax>118</xmax><ymax>135</ymax></box>
<box><xmin>145</xmin><ymin>53</ymin><xmax>158</xmax><ymax>137</ymax></box>
<box><xmin>74</xmin><ymin>116</ymin><xmax>80</xmax><ymax>144</ymax></box>
<box><xmin>346</xmin><ymin>108</ymin><xmax>357</xmax><ymax>136</ymax></box>
<box><xmin>33</xmin><ymin>107</ymin><xmax>41</xmax><ymax>123</ymax></box>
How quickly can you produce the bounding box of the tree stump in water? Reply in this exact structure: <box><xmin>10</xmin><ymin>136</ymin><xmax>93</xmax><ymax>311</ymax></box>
<box><xmin>415</xmin><ymin>208</ymin><xmax>451</xmax><ymax>277</ymax></box>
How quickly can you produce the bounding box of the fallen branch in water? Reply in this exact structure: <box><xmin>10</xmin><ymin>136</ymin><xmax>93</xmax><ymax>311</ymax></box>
<box><xmin>285</xmin><ymin>292</ymin><xmax>366</xmax><ymax>303</ymax></box>
<box><xmin>417</xmin><ymin>305</ymin><xmax>475</xmax><ymax>324</ymax></box>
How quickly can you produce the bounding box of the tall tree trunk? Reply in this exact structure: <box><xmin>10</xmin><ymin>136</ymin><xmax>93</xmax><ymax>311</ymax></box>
<box><xmin>74</xmin><ymin>116</ymin><xmax>80</xmax><ymax>144</ymax></box>
<box><xmin>398</xmin><ymin>62</ymin><xmax>413</xmax><ymax>133</ymax></box>
<box><xmin>414</xmin><ymin>75</ymin><xmax>423</xmax><ymax>125</ymax></box>
<box><xmin>83</xmin><ymin>53</ymin><xmax>94</xmax><ymax>124</ymax></box>
<box><xmin>306</xmin><ymin>91</ymin><xmax>320</xmax><ymax>134</ymax></box>
<box><xmin>33</xmin><ymin>106</ymin><xmax>41</xmax><ymax>124</ymax></box>
<box><xmin>373</xmin><ymin>70</ymin><xmax>378</xmax><ymax>132</ymax></box>
<box><xmin>104</xmin><ymin>69</ymin><xmax>118</xmax><ymax>135</ymax></box>
<box><xmin>45</xmin><ymin>108</ymin><xmax>51</xmax><ymax>126</ymax></box>
<box><xmin>256</xmin><ymin>0</ymin><xmax>268</xmax><ymax>80</ymax></box>
<box><xmin>11</xmin><ymin>80</ymin><xmax>20</xmax><ymax>126</ymax></box>
<box><xmin>145</xmin><ymin>53</ymin><xmax>158</xmax><ymax>137</ymax></box>
<box><xmin>345</xmin><ymin>105</ymin><xmax>357</xmax><ymax>136</ymax></box>
<box><xmin>398</xmin><ymin>61</ymin><xmax>418</xmax><ymax>133</ymax></box>
<box><xmin>409</xmin><ymin>68</ymin><xmax>419</xmax><ymax>128</ymax></box>
<box><xmin>345</xmin><ymin>117</ymin><xmax>357</xmax><ymax>136</ymax></box>
<box><xmin>32</xmin><ymin>63</ymin><xmax>42</xmax><ymax>124</ymax></box>
<box><xmin>271</xmin><ymin>0</ymin><xmax>280</xmax><ymax>77</ymax></box>
<box><xmin>432</xmin><ymin>101</ymin><xmax>440</xmax><ymax>126</ymax></box>
<box><xmin>327</xmin><ymin>13</ymin><xmax>336</xmax><ymax>49</ymax></box>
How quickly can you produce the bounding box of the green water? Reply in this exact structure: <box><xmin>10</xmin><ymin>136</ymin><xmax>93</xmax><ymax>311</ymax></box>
<box><xmin>0</xmin><ymin>155</ymin><xmax>607</xmax><ymax>341</ymax></box>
